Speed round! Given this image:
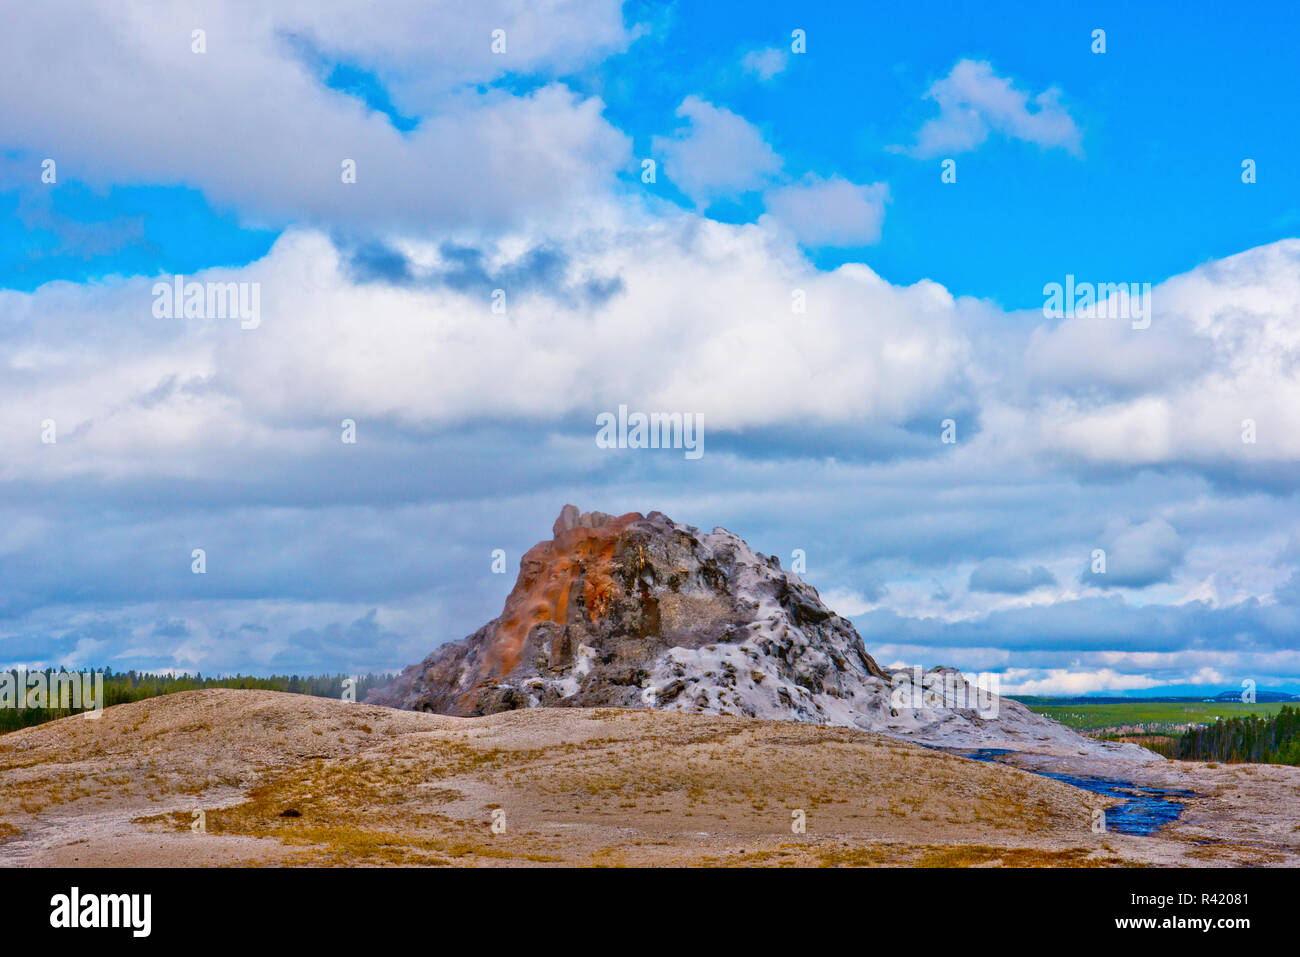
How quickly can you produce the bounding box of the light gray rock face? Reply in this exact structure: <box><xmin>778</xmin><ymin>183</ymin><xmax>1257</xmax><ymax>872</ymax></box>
<box><xmin>369</xmin><ymin>506</ymin><xmax>1159</xmax><ymax>761</ymax></box>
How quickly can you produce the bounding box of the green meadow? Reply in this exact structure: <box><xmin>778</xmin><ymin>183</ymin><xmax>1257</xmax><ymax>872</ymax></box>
<box><xmin>1018</xmin><ymin>700</ymin><xmax>1291</xmax><ymax>734</ymax></box>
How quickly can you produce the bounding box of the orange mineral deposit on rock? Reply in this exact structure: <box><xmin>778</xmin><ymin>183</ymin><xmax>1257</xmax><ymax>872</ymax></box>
<box><xmin>486</xmin><ymin>508</ymin><xmax>643</xmax><ymax>676</ymax></box>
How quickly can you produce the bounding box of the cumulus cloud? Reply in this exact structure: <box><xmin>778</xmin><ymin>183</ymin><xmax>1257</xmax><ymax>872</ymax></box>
<box><xmin>741</xmin><ymin>46</ymin><xmax>788</xmax><ymax>81</ymax></box>
<box><xmin>857</xmin><ymin>593</ymin><xmax>1300</xmax><ymax>657</ymax></box>
<box><xmin>5</xmin><ymin>198</ymin><xmax>1300</xmax><ymax>685</ymax></box>
<box><xmin>0</xmin><ymin>0</ymin><xmax>632</xmax><ymax>233</ymax></box>
<box><xmin>1273</xmin><ymin>571</ymin><xmax>1300</xmax><ymax>605</ymax></box>
<box><xmin>0</xmin><ymin>212</ymin><xmax>982</xmax><ymax>486</ymax></box>
<box><xmin>968</xmin><ymin>559</ymin><xmax>1057</xmax><ymax>594</ymax></box>
<box><xmin>652</xmin><ymin>96</ymin><xmax>783</xmax><ymax>205</ymax></box>
<box><xmin>998</xmin><ymin>668</ymin><xmax>1163</xmax><ymax>696</ymax></box>
<box><xmin>821</xmin><ymin>584</ymin><xmax>889</xmax><ymax>616</ymax></box>
<box><xmin>898</xmin><ymin>59</ymin><xmax>1081</xmax><ymax>157</ymax></box>
<box><xmin>1081</xmin><ymin>519</ymin><xmax>1186</xmax><ymax>589</ymax></box>
<box><xmin>762</xmin><ymin>175</ymin><xmax>890</xmax><ymax>246</ymax></box>
<box><xmin>1024</xmin><ymin>240</ymin><xmax>1300</xmax><ymax>472</ymax></box>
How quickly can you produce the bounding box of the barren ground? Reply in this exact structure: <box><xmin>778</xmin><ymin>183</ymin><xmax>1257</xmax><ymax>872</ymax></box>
<box><xmin>0</xmin><ymin>689</ymin><xmax>1295</xmax><ymax>867</ymax></box>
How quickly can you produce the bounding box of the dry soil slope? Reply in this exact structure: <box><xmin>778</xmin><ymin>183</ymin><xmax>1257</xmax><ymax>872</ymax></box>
<box><xmin>0</xmin><ymin>688</ymin><xmax>1186</xmax><ymax>867</ymax></box>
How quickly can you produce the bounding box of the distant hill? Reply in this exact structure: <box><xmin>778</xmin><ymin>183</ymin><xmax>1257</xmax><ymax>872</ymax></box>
<box><xmin>1211</xmin><ymin>689</ymin><xmax>1300</xmax><ymax>703</ymax></box>
<box><xmin>1014</xmin><ymin>692</ymin><xmax>1300</xmax><ymax>705</ymax></box>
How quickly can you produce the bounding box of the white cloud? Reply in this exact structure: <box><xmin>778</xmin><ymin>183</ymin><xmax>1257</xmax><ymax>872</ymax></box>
<box><xmin>7</xmin><ymin>218</ymin><xmax>1300</xmax><ymax>493</ymax></box>
<box><xmin>652</xmin><ymin>96</ymin><xmax>783</xmax><ymax>205</ymax></box>
<box><xmin>968</xmin><ymin>559</ymin><xmax>1056</xmax><ymax>594</ymax></box>
<box><xmin>1082</xmin><ymin>519</ymin><xmax>1186</xmax><ymax>589</ymax></box>
<box><xmin>899</xmin><ymin>59</ymin><xmax>1081</xmax><ymax>157</ymax></box>
<box><xmin>820</xmin><ymin>588</ymin><xmax>887</xmax><ymax>616</ymax></box>
<box><xmin>741</xmin><ymin>46</ymin><xmax>788</xmax><ymax>81</ymax></box>
<box><xmin>0</xmin><ymin>0</ymin><xmax>632</xmax><ymax>232</ymax></box>
<box><xmin>998</xmin><ymin>668</ymin><xmax>1163</xmax><ymax>696</ymax></box>
<box><xmin>1025</xmin><ymin>239</ymin><xmax>1300</xmax><ymax>468</ymax></box>
<box><xmin>0</xmin><ymin>213</ymin><xmax>977</xmax><ymax>483</ymax></box>
<box><xmin>762</xmin><ymin>175</ymin><xmax>889</xmax><ymax>246</ymax></box>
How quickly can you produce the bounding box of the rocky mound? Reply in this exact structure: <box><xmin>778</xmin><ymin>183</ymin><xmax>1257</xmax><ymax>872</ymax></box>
<box><xmin>371</xmin><ymin>506</ymin><xmax>1156</xmax><ymax>760</ymax></box>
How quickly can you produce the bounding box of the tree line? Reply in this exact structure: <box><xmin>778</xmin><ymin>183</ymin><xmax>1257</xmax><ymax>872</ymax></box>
<box><xmin>0</xmin><ymin>668</ymin><xmax>396</xmax><ymax>733</ymax></box>
<box><xmin>1176</xmin><ymin>705</ymin><xmax>1300</xmax><ymax>764</ymax></box>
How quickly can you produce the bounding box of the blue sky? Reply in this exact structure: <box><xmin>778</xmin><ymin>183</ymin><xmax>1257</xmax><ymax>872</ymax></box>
<box><xmin>5</xmin><ymin>2</ymin><xmax>1296</xmax><ymax>304</ymax></box>
<box><xmin>1</xmin><ymin>1</ymin><xmax>1299</xmax><ymax>696</ymax></box>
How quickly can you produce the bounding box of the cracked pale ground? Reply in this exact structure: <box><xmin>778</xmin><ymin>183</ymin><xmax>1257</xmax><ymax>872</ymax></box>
<box><xmin>0</xmin><ymin>690</ymin><xmax>1296</xmax><ymax>867</ymax></box>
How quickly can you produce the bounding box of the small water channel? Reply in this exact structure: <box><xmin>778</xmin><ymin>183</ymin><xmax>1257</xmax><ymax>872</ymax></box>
<box><xmin>955</xmin><ymin>748</ymin><xmax>1195</xmax><ymax>836</ymax></box>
